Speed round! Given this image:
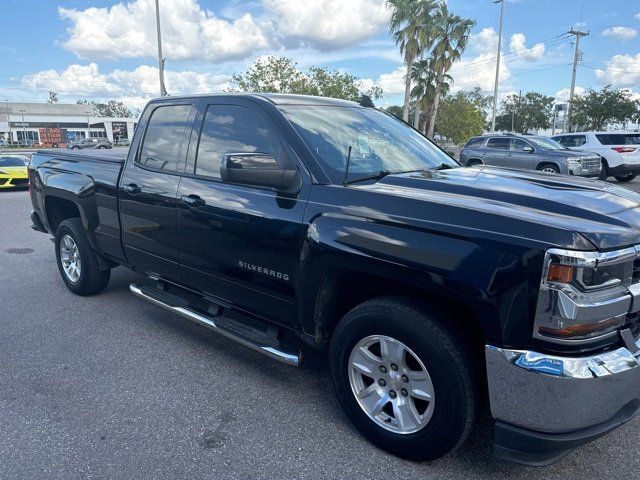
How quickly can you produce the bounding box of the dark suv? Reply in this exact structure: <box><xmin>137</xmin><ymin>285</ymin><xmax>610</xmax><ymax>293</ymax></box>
<box><xmin>460</xmin><ymin>134</ymin><xmax>601</xmax><ymax>177</ymax></box>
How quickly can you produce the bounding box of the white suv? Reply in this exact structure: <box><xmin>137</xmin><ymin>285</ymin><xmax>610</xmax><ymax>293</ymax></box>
<box><xmin>551</xmin><ymin>132</ymin><xmax>640</xmax><ymax>182</ymax></box>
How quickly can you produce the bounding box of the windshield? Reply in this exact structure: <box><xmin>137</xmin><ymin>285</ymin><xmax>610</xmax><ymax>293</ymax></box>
<box><xmin>280</xmin><ymin>106</ymin><xmax>458</xmax><ymax>184</ymax></box>
<box><xmin>528</xmin><ymin>137</ymin><xmax>565</xmax><ymax>150</ymax></box>
<box><xmin>0</xmin><ymin>156</ymin><xmax>27</xmax><ymax>167</ymax></box>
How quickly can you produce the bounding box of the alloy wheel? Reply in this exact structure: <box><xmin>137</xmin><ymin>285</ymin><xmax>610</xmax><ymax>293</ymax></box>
<box><xmin>60</xmin><ymin>234</ymin><xmax>81</xmax><ymax>282</ymax></box>
<box><xmin>348</xmin><ymin>335</ymin><xmax>435</xmax><ymax>434</ymax></box>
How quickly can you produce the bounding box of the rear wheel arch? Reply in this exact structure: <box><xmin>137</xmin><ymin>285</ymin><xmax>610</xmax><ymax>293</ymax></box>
<box><xmin>45</xmin><ymin>196</ymin><xmax>81</xmax><ymax>232</ymax></box>
<box><xmin>466</xmin><ymin>158</ymin><xmax>483</xmax><ymax>167</ymax></box>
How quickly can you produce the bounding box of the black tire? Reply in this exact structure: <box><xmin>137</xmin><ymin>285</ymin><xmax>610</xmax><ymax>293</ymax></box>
<box><xmin>599</xmin><ymin>160</ymin><xmax>608</xmax><ymax>181</ymax></box>
<box><xmin>71</xmin><ymin>146</ymin><xmax>79</xmax><ymax>150</ymax></box>
<box><xmin>55</xmin><ymin>218</ymin><xmax>110</xmax><ymax>296</ymax></box>
<box><xmin>615</xmin><ymin>174</ymin><xmax>637</xmax><ymax>183</ymax></box>
<box><xmin>329</xmin><ymin>297</ymin><xmax>477</xmax><ymax>461</ymax></box>
<box><xmin>537</xmin><ymin>163</ymin><xmax>560</xmax><ymax>174</ymax></box>
<box><xmin>466</xmin><ymin>159</ymin><xmax>483</xmax><ymax>167</ymax></box>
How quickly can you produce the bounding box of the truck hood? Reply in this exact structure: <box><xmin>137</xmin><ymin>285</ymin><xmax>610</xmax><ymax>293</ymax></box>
<box><xmin>358</xmin><ymin>166</ymin><xmax>640</xmax><ymax>250</ymax></box>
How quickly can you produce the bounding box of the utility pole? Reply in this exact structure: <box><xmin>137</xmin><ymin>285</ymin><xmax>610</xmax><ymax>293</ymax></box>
<box><xmin>491</xmin><ymin>0</ymin><xmax>504</xmax><ymax>132</ymax></box>
<box><xmin>565</xmin><ymin>28</ymin><xmax>588</xmax><ymax>132</ymax></box>
<box><xmin>155</xmin><ymin>0</ymin><xmax>168</xmax><ymax>97</ymax></box>
<box><xmin>84</xmin><ymin>111</ymin><xmax>92</xmax><ymax>137</ymax></box>
<box><xmin>18</xmin><ymin>109</ymin><xmax>26</xmax><ymax>144</ymax></box>
<box><xmin>5</xmin><ymin>100</ymin><xmax>12</xmax><ymax>145</ymax></box>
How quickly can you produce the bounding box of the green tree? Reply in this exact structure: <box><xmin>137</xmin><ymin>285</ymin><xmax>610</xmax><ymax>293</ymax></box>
<box><xmin>48</xmin><ymin>91</ymin><xmax>59</xmax><ymax>104</ymax></box>
<box><xmin>571</xmin><ymin>86</ymin><xmax>639</xmax><ymax>131</ymax></box>
<box><xmin>495</xmin><ymin>92</ymin><xmax>554</xmax><ymax>133</ymax></box>
<box><xmin>434</xmin><ymin>91</ymin><xmax>484</xmax><ymax>145</ymax></box>
<box><xmin>462</xmin><ymin>87</ymin><xmax>493</xmax><ymax>126</ymax></box>
<box><xmin>411</xmin><ymin>58</ymin><xmax>451</xmax><ymax>133</ymax></box>
<box><xmin>385</xmin><ymin>105</ymin><xmax>404</xmax><ymax>119</ymax></box>
<box><xmin>76</xmin><ymin>99</ymin><xmax>133</xmax><ymax>118</ymax></box>
<box><xmin>425</xmin><ymin>3</ymin><xmax>475</xmax><ymax>138</ymax></box>
<box><xmin>230</xmin><ymin>56</ymin><xmax>381</xmax><ymax>102</ymax></box>
<box><xmin>388</xmin><ymin>0</ymin><xmax>438</xmax><ymax>122</ymax></box>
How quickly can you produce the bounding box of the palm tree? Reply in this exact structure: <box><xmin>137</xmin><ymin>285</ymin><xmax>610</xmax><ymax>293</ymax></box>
<box><xmin>425</xmin><ymin>3</ymin><xmax>475</xmax><ymax>138</ymax></box>
<box><xmin>411</xmin><ymin>59</ymin><xmax>451</xmax><ymax>132</ymax></box>
<box><xmin>388</xmin><ymin>0</ymin><xmax>438</xmax><ymax>122</ymax></box>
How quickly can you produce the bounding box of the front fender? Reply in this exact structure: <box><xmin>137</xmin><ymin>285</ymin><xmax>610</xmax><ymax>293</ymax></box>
<box><xmin>298</xmin><ymin>212</ymin><xmax>543</xmax><ymax>347</ymax></box>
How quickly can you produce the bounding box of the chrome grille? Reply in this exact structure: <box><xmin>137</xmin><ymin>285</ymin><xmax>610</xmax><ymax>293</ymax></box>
<box><xmin>581</xmin><ymin>157</ymin><xmax>601</xmax><ymax>171</ymax></box>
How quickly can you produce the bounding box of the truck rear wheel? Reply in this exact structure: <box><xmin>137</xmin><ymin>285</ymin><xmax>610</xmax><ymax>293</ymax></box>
<box><xmin>329</xmin><ymin>297</ymin><xmax>477</xmax><ymax>461</ymax></box>
<box><xmin>55</xmin><ymin>218</ymin><xmax>111</xmax><ymax>296</ymax></box>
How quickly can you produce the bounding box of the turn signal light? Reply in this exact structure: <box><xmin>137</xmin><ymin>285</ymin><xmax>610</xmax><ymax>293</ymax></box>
<box><xmin>538</xmin><ymin>316</ymin><xmax>623</xmax><ymax>339</ymax></box>
<box><xmin>547</xmin><ymin>264</ymin><xmax>573</xmax><ymax>283</ymax></box>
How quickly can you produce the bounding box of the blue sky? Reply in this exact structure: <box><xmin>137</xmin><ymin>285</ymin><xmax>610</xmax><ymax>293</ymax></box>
<box><xmin>1</xmin><ymin>0</ymin><xmax>639</xmax><ymax>110</ymax></box>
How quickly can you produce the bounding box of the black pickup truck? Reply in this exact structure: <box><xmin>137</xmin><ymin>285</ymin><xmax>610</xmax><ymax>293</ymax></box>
<box><xmin>29</xmin><ymin>94</ymin><xmax>640</xmax><ymax>466</ymax></box>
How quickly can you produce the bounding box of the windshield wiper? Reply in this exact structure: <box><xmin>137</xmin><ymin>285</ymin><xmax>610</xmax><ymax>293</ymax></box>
<box><xmin>344</xmin><ymin>168</ymin><xmax>430</xmax><ymax>185</ymax></box>
<box><xmin>344</xmin><ymin>169</ymin><xmax>392</xmax><ymax>185</ymax></box>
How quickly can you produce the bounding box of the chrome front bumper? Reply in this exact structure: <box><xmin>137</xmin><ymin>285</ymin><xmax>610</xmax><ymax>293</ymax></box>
<box><xmin>486</xmin><ymin>341</ymin><xmax>640</xmax><ymax>464</ymax></box>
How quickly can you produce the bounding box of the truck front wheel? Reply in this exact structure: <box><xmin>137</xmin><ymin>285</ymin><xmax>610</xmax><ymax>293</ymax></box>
<box><xmin>55</xmin><ymin>218</ymin><xmax>111</xmax><ymax>296</ymax></box>
<box><xmin>329</xmin><ymin>297</ymin><xmax>477</xmax><ymax>461</ymax></box>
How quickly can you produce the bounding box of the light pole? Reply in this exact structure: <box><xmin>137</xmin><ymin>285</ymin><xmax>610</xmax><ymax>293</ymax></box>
<box><xmin>84</xmin><ymin>111</ymin><xmax>92</xmax><ymax>138</ymax></box>
<box><xmin>491</xmin><ymin>0</ymin><xmax>504</xmax><ymax>132</ymax></box>
<box><xmin>18</xmin><ymin>109</ymin><xmax>26</xmax><ymax>144</ymax></box>
<box><xmin>155</xmin><ymin>0</ymin><xmax>168</xmax><ymax>96</ymax></box>
<box><xmin>5</xmin><ymin>100</ymin><xmax>12</xmax><ymax>145</ymax></box>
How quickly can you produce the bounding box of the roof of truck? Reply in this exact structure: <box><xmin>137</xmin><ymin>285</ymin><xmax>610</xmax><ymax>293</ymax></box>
<box><xmin>151</xmin><ymin>92</ymin><xmax>361</xmax><ymax>107</ymax></box>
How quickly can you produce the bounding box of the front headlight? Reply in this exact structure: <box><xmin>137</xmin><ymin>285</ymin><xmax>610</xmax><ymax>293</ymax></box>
<box><xmin>534</xmin><ymin>247</ymin><xmax>637</xmax><ymax>344</ymax></box>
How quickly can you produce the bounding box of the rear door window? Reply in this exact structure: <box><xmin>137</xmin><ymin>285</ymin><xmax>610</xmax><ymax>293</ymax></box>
<box><xmin>137</xmin><ymin>104</ymin><xmax>192</xmax><ymax>172</ymax></box>
<box><xmin>486</xmin><ymin>137</ymin><xmax>510</xmax><ymax>150</ymax></box>
<box><xmin>596</xmin><ymin>134</ymin><xmax>626</xmax><ymax>146</ymax></box>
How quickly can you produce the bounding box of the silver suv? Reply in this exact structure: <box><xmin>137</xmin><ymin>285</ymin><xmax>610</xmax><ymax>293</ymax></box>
<box><xmin>460</xmin><ymin>134</ymin><xmax>602</xmax><ymax>178</ymax></box>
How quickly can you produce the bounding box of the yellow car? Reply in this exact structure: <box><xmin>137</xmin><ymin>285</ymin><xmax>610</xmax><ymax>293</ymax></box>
<box><xmin>0</xmin><ymin>155</ymin><xmax>29</xmax><ymax>189</ymax></box>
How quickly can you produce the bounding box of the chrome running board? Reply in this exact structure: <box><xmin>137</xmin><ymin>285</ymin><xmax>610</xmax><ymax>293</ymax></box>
<box><xmin>129</xmin><ymin>283</ymin><xmax>301</xmax><ymax>366</ymax></box>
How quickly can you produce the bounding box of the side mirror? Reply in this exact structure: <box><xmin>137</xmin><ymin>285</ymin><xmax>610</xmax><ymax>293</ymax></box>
<box><xmin>220</xmin><ymin>153</ymin><xmax>302</xmax><ymax>193</ymax></box>
<box><xmin>522</xmin><ymin>145</ymin><xmax>534</xmax><ymax>153</ymax></box>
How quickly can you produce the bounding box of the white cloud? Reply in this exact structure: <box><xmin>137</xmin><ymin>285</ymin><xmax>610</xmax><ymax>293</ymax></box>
<box><xmin>59</xmin><ymin>0</ymin><xmax>273</xmax><ymax>62</ymax></box>
<box><xmin>509</xmin><ymin>33</ymin><xmax>545</xmax><ymax>61</ymax></box>
<box><xmin>265</xmin><ymin>0</ymin><xmax>389</xmax><ymax>50</ymax></box>
<box><xmin>601</xmin><ymin>26</ymin><xmax>638</xmax><ymax>40</ymax></box>
<box><xmin>472</xmin><ymin>28</ymin><xmax>499</xmax><ymax>55</ymax></box>
<box><xmin>21</xmin><ymin>63</ymin><xmax>231</xmax><ymax>110</ymax></box>
<box><xmin>449</xmin><ymin>53</ymin><xmax>511</xmax><ymax>92</ymax></box>
<box><xmin>58</xmin><ymin>0</ymin><xmax>390</xmax><ymax>62</ymax></box>
<box><xmin>554</xmin><ymin>86</ymin><xmax>585</xmax><ymax>102</ymax></box>
<box><xmin>635</xmin><ymin>12</ymin><xmax>640</xmax><ymax>20</ymax></box>
<box><xmin>372</xmin><ymin>66</ymin><xmax>406</xmax><ymax>95</ymax></box>
<box><xmin>595</xmin><ymin>53</ymin><xmax>640</xmax><ymax>88</ymax></box>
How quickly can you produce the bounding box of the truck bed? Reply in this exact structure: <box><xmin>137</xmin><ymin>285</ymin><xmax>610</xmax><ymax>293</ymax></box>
<box><xmin>35</xmin><ymin>148</ymin><xmax>127</xmax><ymax>164</ymax></box>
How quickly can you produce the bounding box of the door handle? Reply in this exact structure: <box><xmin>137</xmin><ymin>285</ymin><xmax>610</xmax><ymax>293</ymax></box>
<box><xmin>180</xmin><ymin>194</ymin><xmax>206</xmax><ymax>207</ymax></box>
<box><xmin>123</xmin><ymin>183</ymin><xmax>141</xmax><ymax>195</ymax></box>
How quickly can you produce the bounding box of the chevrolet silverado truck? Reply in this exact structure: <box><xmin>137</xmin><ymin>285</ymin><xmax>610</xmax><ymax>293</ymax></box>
<box><xmin>28</xmin><ymin>94</ymin><xmax>640</xmax><ymax>466</ymax></box>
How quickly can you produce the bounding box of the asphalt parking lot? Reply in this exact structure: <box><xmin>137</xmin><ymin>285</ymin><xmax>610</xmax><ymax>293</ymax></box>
<box><xmin>3</xmin><ymin>182</ymin><xmax>640</xmax><ymax>479</ymax></box>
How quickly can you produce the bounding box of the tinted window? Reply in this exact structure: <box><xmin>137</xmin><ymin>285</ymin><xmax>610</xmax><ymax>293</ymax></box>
<box><xmin>464</xmin><ymin>137</ymin><xmax>485</xmax><ymax>148</ymax></box>
<box><xmin>596</xmin><ymin>134</ymin><xmax>626</xmax><ymax>146</ymax></box>
<box><xmin>138</xmin><ymin>104</ymin><xmax>192</xmax><ymax>172</ymax></box>
<box><xmin>486</xmin><ymin>137</ymin><xmax>510</xmax><ymax>150</ymax></box>
<box><xmin>195</xmin><ymin>105</ymin><xmax>280</xmax><ymax>178</ymax></box>
<box><xmin>626</xmin><ymin>134</ymin><xmax>640</xmax><ymax>145</ymax></box>
<box><xmin>553</xmin><ymin>135</ymin><xmax>583</xmax><ymax>147</ymax></box>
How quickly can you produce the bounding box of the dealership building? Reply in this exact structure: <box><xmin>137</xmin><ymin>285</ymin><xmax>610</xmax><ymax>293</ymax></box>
<box><xmin>0</xmin><ymin>102</ymin><xmax>138</xmax><ymax>146</ymax></box>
